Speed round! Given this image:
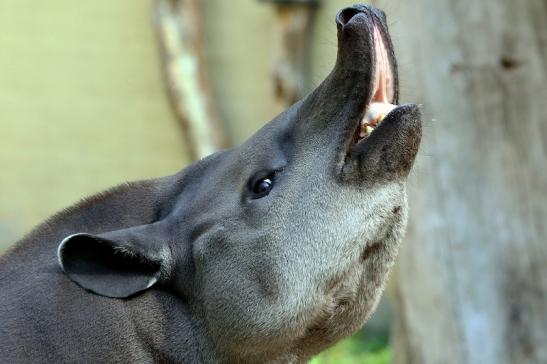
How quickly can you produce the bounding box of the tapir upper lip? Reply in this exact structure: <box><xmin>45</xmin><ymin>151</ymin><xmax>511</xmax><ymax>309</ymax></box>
<box><xmin>335</xmin><ymin>5</ymin><xmax>399</xmax><ymax>106</ymax></box>
<box><xmin>335</xmin><ymin>7</ymin><xmax>398</xmax><ymax>150</ymax></box>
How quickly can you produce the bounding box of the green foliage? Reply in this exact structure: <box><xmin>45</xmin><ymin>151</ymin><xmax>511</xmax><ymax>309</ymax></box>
<box><xmin>310</xmin><ymin>331</ymin><xmax>391</xmax><ymax>364</ymax></box>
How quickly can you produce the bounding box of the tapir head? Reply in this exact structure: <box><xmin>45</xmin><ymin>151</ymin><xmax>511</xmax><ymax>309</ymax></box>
<box><xmin>58</xmin><ymin>4</ymin><xmax>421</xmax><ymax>361</ymax></box>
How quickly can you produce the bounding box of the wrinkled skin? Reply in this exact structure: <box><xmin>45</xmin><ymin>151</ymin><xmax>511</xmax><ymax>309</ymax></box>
<box><xmin>0</xmin><ymin>4</ymin><xmax>421</xmax><ymax>363</ymax></box>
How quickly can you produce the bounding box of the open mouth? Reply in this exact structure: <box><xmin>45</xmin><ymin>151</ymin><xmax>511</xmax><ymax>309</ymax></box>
<box><xmin>334</xmin><ymin>5</ymin><xmax>421</xmax><ymax>183</ymax></box>
<box><xmin>354</xmin><ymin>24</ymin><xmax>397</xmax><ymax>143</ymax></box>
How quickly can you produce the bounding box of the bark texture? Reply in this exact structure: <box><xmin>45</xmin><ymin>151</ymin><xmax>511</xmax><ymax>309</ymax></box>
<box><xmin>265</xmin><ymin>3</ymin><xmax>318</xmax><ymax>112</ymax></box>
<box><xmin>155</xmin><ymin>0</ymin><xmax>227</xmax><ymax>160</ymax></box>
<box><xmin>390</xmin><ymin>0</ymin><xmax>547</xmax><ymax>363</ymax></box>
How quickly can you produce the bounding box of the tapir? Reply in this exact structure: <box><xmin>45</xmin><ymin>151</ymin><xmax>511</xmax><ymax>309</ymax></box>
<box><xmin>0</xmin><ymin>4</ymin><xmax>421</xmax><ymax>363</ymax></box>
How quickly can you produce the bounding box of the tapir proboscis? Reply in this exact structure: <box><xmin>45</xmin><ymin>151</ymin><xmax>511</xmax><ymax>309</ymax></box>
<box><xmin>0</xmin><ymin>4</ymin><xmax>421</xmax><ymax>363</ymax></box>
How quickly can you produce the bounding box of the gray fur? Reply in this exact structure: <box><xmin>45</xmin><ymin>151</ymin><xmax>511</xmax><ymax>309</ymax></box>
<box><xmin>0</xmin><ymin>5</ymin><xmax>421</xmax><ymax>363</ymax></box>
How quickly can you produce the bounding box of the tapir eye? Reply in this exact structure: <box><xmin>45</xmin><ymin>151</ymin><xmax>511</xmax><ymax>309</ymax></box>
<box><xmin>253</xmin><ymin>178</ymin><xmax>273</xmax><ymax>196</ymax></box>
<box><xmin>248</xmin><ymin>170</ymin><xmax>280</xmax><ymax>199</ymax></box>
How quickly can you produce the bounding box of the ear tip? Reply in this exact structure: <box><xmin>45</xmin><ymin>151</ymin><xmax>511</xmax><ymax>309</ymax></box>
<box><xmin>57</xmin><ymin>233</ymin><xmax>90</xmax><ymax>270</ymax></box>
<box><xmin>59</xmin><ymin>233</ymin><xmax>92</xmax><ymax>247</ymax></box>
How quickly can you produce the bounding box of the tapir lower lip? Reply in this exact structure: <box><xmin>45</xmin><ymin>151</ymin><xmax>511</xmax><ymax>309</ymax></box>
<box><xmin>340</xmin><ymin>103</ymin><xmax>422</xmax><ymax>183</ymax></box>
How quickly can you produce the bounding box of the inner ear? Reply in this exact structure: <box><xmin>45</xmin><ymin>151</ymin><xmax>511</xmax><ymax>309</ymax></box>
<box><xmin>58</xmin><ymin>233</ymin><xmax>165</xmax><ymax>298</ymax></box>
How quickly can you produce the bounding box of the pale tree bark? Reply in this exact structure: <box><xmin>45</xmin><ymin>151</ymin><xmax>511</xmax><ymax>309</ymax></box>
<box><xmin>261</xmin><ymin>1</ymin><xmax>319</xmax><ymax>113</ymax></box>
<box><xmin>154</xmin><ymin>0</ymin><xmax>228</xmax><ymax>160</ymax></box>
<box><xmin>388</xmin><ymin>0</ymin><xmax>547</xmax><ymax>363</ymax></box>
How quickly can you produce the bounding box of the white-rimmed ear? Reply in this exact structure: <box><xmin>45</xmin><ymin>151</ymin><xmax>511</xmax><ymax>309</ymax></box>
<box><xmin>57</xmin><ymin>224</ymin><xmax>172</xmax><ymax>298</ymax></box>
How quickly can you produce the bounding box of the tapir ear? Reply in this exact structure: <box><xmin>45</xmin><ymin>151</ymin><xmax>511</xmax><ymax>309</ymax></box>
<box><xmin>57</xmin><ymin>224</ymin><xmax>172</xmax><ymax>298</ymax></box>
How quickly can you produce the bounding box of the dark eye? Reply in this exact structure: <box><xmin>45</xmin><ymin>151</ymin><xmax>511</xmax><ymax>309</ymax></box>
<box><xmin>247</xmin><ymin>169</ymin><xmax>283</xmax><ymax>200</ymax></box>
<box><xmin>252</xmin><ymin>177</ymin><xmax>273</xmax><ymax>198</ymax></box>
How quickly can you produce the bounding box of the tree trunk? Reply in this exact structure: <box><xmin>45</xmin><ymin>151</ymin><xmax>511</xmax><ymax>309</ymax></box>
<box><xmin>154</xmin><ymin>0</ymin><xmax>228</xmax><ymax>160</ymax></box>
<box><xmin>266</xmin><ymin>3</ymin><xmax>318</xmax><ymax>113</ymax></box>
<box><xmin>389</xmin><ymin>0</ymin><xmax>547</xmax><ymax>363</ymax></box>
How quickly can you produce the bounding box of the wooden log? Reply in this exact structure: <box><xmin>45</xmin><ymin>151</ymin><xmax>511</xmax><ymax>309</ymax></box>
<box><xmin>261</xmin><ymin>0</ymin><xmax>319</xmax><ymax>112</ymax></box>
<box><xmin>154</xmin><ymin>0</ymin><xmax>228</xmax><ymax>160</ymax></box>
<box><xmin>387</xmin><ymin>0</ymin><xmax>547</xmax><ymax>363</ymax></box>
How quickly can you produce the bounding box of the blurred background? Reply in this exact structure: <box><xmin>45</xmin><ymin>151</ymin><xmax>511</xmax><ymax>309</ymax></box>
<box><xmin>1</xmin><ymin>1</ymin><xmax>546</xmax><ymax>363</ymax></box>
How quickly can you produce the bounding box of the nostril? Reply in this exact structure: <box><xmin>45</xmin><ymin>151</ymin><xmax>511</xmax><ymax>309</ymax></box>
<box><xmin>337</xmin><ymin>7</ymin><xmax>364</xmax><ymax>26</ymax></box>
<box><xmin>374</xmin><ymin>8</ymin><xmax>387</xmax><ymax>23</ymax></box>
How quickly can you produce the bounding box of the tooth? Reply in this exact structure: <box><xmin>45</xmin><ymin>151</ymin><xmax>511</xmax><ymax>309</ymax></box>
<box><xmin>358</xmin><ymin>103</ymin><xmax>396</xmax><ymax>140</ymax></box>
<box><xmin>365</xmin><ymin>102</ymin><xmax>396</xmax><ymax>125</ymax></box>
